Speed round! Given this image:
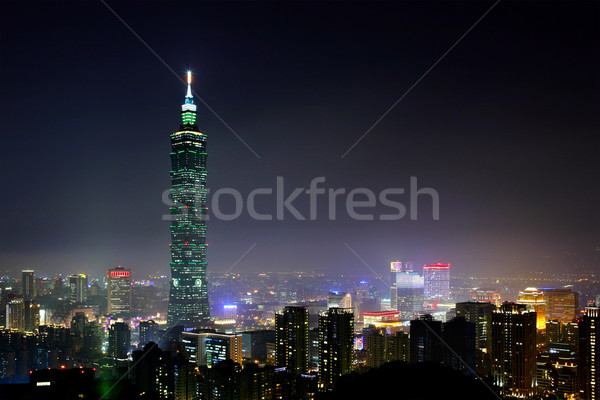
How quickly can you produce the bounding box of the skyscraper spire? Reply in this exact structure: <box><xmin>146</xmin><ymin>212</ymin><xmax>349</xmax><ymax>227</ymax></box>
<box><xmin>181</xmin><ymin>71</ymin><xmax>197</xmax><ymax>127</ymax></box>
<box><xmin>186</xmin><ymin>70</ymin><xmax>193</xmax><ymax>99</ymax></box>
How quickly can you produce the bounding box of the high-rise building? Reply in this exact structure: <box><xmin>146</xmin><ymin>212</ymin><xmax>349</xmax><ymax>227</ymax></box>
<box><xmin>83</xmin><ymin>322</ymin><xmax>103</xmax><ymax>360</ymax></box>
<box><xmin>205</xmin><ymin>333</ymin><xmax>243</xmax><ymax>367</ymax></box>
<box><xmin>579</xmin><ymin>306</ymin><xmax>599</xmax><ymax>400</ymax></box>
<box><xmin>275</xmin><ymin>306</ymin><xmax>309</xmax><ymax>375</ymax></box>
<box><xmin>491</xmin><ymin>303</ymin><xmax>537</xmax><ymax>398</ymax></box>
<box><xmin>390</xmin><ymin>261</ymin><xmax>402</xmax><ymax>312</ymax></box>
<box><xmin>131</xmin><ymin>342</ymin><xmax>172</xmax><ymax>398</ymax></box>
<box><xmin>181</xmin><ymin>331</ymin><xmax>243</xmax><ymax>367</ymax></box>
<box><xmin>563</xmin><ymin>321</ymin><xmax>579</xmax><ymax>351</ymax></box>
<box><xmin>327</xmin><ymin>292</ymin><xmax>352</xmax><ymax>309</ymax></box>
<box><xmin>241</xmin><ymin>330</ymin><xmax>276</xmax><ymax>362</ymax></box>
<box><xmin>455</xmin><ymin>302</ymin><xmax>495</xmax><ymax>353</ymax></box>
<box><xmin>167</xmin><ymin>72</ymin><xmax>210</xmax><ymax>329</ymax></box>
<box><xmin>423</xmin><ymin>263</ymin><xmax>450</xmax><ymax>302</ymax></box>
<box><xmin>470</xmin><ymin>288</ymin><xmax>502</xmax><ymax>307</ymax></box>
<box><xmin>318</xmin><ymin>308</ymin><xmax>354</xmax><ymax>389</ymax></box>
<box><xmin>22</xmin><ymin>269</ymin><xmax>35</xmax><ymax>301</ymax></box>
<box><xmin>68</xmin><ymin>273</ymin><xmax>87</xmax><ymax>304</ymax></box>
<box><xmin>546</xmin><ymin>319</ymin><xmax>562</xmax><ymax>343</ymax></box>
<box><xmin>174</xmin><ymin>357</ymin><xmax>197</xmax><ymax>400</ymax></box>
<box><xmin>24</xmin><ymin>300</ymin><xmax>39</xmax><ymax>332</ymax></box>
<box><xmin>108</xmin><ymin>322</ymin><xmax>131</xmax><ymax>361</ymax></box>
<box><xmin>393</xmin><ymin>263</ymin><xmax>424</xmax><ymax>319</ymax></box>
<box><xmin>518</xmin><ymin>287</ymin><xmax>547</xmax><ymax>330</ymax></box>
<box><xmin>139</xmin><ymin>320</ymin><xmax>159</xmax><ymax>347</ymax></box>
<box><xmin>6</xmin><ymin>298</ymin><xmax>25</xmax><ymax>331</ymax></box>
<box><xmin>223</xmin><ymin>304</ymin><xmax>237</xmax><ymax>320</ymax></box>
<box><xmin>107</xmin><ymin>266</ymin><xmax>131</xmax><ymax>316</ymax></box>
<box><xmin>442</xmin><ymin>316</ymin><xmax>476</xmax><ymax>372</ymax></box>
<box><xmin>198</xmin><ymin>359</ymin><xmax>241</xmax><ymax>400</ymax></box>
<box><xmin>365</xmin><ymin>328</ymin><xmax>409</xmax><ymax>367</ymax></box>
<box><xmin>409</xmin><ymin>314</ymin><xmax>443</xmax><ymax>364</ymax></box>
<box><xmin>540</xmin><ymin>288</ymin><xmax>579</xmax><ymax>324</ymax></box>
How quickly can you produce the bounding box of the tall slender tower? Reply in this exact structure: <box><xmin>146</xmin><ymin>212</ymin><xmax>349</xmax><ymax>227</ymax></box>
<box><xmin>167</xmin><ymin>72</ymin><xmax>210</xmax><ymax>328</ymax></box>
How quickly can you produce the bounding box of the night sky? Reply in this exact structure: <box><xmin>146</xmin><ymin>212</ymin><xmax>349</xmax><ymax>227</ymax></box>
<box><xmin>1</xmin><ymin>1</ymin><xmax>598</xmax><ymax>279</ymax></box>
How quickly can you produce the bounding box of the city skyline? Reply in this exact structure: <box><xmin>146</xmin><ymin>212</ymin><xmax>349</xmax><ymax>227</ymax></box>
<box><xmin>1</xmin><ymin>1</ymin><xmax>598</xmax><ymax>278</ymax></box>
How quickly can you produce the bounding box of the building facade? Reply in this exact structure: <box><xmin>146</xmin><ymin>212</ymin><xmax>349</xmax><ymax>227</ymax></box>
<box><xmin>423</xmin><ymin>263</ymin><xmax>450</xmax><ymax>302</ymax></box>
<box><xmin>318</xmin><ymin>308</ymin><xmax>354</xmax><ymax>389</ymax></box>
<box><xmin>580</xmin><ymin>306</ymin><xmax>599</xmax><ymax>400</ymax></box>
<box><xmin>491</xmin><ymin>303</ymin><xmax>537</xmax><ymax>398</ymax></box>
<box><xmin>22</xmin><ymin>270</ymin><xmax>35</xmax><ymax>301</ymax></box>
<box><xmin>275</xmin><ymin>306</ymin><xmax>309</xmax><ymax>375</ymax></box>
<box><xmin>167</xmin><ymin>72</ymin><xmax>210</xmax><ymax>328</ymax></box>
<box><xmin>107</xmin><ymin>266</ymin><xmax>131</xmax><ymax>316</ymax></box>
<box><xmin>68</xmin><ymin>273</ymin><xmax>87</xmax><ymax>304</ymax></box>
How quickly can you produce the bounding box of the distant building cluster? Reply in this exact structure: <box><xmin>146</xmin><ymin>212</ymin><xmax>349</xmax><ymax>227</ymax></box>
<box><xmin>0</xmin><ymin>262</ymin><xmax>598</xmax><ymax>400</ymax></box>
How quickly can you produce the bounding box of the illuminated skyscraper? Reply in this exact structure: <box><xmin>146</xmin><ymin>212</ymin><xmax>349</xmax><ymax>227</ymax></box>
<box><xmin>423</xmin><ymin>263</ymin><xmax>450</xmax><ymax>302</ymax></box>
<box><xmin>540</xmin><ymin>288</ymin><xmax>579</xmax><ymax>324</ymax></box>
<box><xmin>518</xmin><ymin>287</ymin><xmax>547</xmax><ymax>329</ymax></box>
<box><xmin>22</xmin><ymin>269</ymin><xmax>34</xmax><ymax>301</ymax></box>
<box><xmin>491</xmin><ymin>303</ymin><xmax>537</xmax><ymax>398</ymax></box>
<box><xmin>107</xmin><ymin>266</ymin><xmax>131</xmax><ymax>316</ymax></box>
<box><xmin>68</xmin><ymin>273</ymin><xmax>87</xmax><ymax>304</ymax></box>
<box><xmin>390</xmin><ymin>261</ymin><xmax>402</xmax><ymax>311</ymax></box>
<box><xmin>579</xmin><ymin>306</ymin><xmax>599</xmax><ymax>400</ymax></box>
<box><xmin>275</xmin><ymin>306</ymin><xmax>309</xmax><ymax>375</ymax></box>
<box><xmin>392</xmin><ymin>263</ymin><xmax>424</xmax><ymax>318</ymax></box>
<box><xmin>318</xmin><ymin>308</ymin><xmax>354</xmax><ymax>389</ymax></box>
<box><xmin>167</xmin><ymin>72</ymin><xmax>210</xmax><ymax>328</ymax></box>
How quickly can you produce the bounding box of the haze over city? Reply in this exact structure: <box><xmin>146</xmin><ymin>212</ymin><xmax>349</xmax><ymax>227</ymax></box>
<box><xmin>1</xmin><ymin>1</ymin><xmax>598</xmax><ymax>279</ymax></box>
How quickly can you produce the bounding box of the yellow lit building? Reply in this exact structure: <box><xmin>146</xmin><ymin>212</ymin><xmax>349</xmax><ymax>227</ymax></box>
<box><xmin>518</xmin><ymin>287</ymin><xmax>546</xmax><ymax>329</ymax></box>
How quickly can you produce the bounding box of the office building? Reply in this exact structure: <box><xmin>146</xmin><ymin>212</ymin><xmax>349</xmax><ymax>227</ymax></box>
<box><xmin>22</xmin><ymin>269</ymin><xmax>35</xmax><ymax>301</ymax></box>
<box><xmin>442</xmin><ymin>316</ymin><xmax>476</xmax><ymax>372</ymax></box>
<box><xmin>241</xmin><ymin>329</ymin><xmax>276</xmax><ymax>362</ymax></box>
<box><xmin>107</xmin><ymin>266</ymin><xmax>131</xmax><ymax>316</ymax></box>
<box><xmin>174</xmin><ymin>357</ymin><xmax>197</xmax><ymax>400</ymax></box>
<box><xmin>5</xmin><ymin>298</ymin><xmax>25</xmax><ymax>331</ymax></box>
<box><xmin>518</xmin><ymin>287</ymin><xmax>547</xmax><ymax>329</ymax></box>
<box><xmin>365</xmin><ymin>328</ymin><xmax>409</xmax><ymax>367</ymax></box>
<box><xmin>470</xmin><ymin>288</ymin><xmax>502</xmax><ymax>307</ymax></box>
<box><xmin>181</xmin><ymin>330</ymin><xmax>243</xmax><ymax>367</ymax></box>
<box><xmin>131</xmin><ymin>342</ymin><xmax>172</xmax><ymax>398</ymax></box>
<box><xmin>409</xmin><ymin>314</ymin><xmax>442</xmax><ymax>364</ymax></box>
<box><xmin>393</xmin><ymin>263</ymin><xmax>424</xmax><ymax>319</ymax></box>
<box><xmin>108</xmin><ymin>322</ymin><xmax>131</xmax><ymax>361</ymax></box>
<box><xmin>491</xmin><ymin>303</ymin><xmax>537</xmax><ymax>398</ymax></box>
<box><xmin>223</xmin><ymin>304</ymin><xmax>237</xmax><ymax>320</ymax></box>
<box><xmin>68</xmin><ymin>273</ymin><xmax>87</xmax><ymax>304</ymax></box>
<box><xmin>546</xmin><ymin>319</ymin><xmax>562</xmax><ymax>343</ymax></box>
<box><xmin>318</xmin><ymin>308</ymin><xmax>354</xmax><ymax>389</ymax></box>
<box><xmin>167</xmin><ymin>72</ymin><xmax>211</xmax><ymax>328</ymax></box>
<box><xmin>540</xmin><ymin>288</ymin><xmax>579</xmax><ymax>324</ymax></box>
<box><xmin>198</xmin><ymin>359</ymin><xmax>241</xmax><ymax>400</ymax></box>
<box><xmin>456</xmin><ymin>301</ymin><xmax>495</xmax><ymax>352</ymax></box>
<box><xmin>139</xmin><ymin>320</ymin><xmax>160</xmax><ymax>347</ymax></box>
<box><xmin>275</xmin><ymin>306</ymin><xmax>309</xmax><ymax>375</ymax></box>
<box><xmin>327</xmin><ymin>292</ymin><xmax>352</xmax><ymax>309</ymax></box>
<box><xmin>423</xmin><ymin>263</ymin><xmax>450</xmax><ymax>302</ymax></box>
<box><xmin>579</xmin><ymin>306</ymin><xmax>599</xmax><ymax>400</ymax></box>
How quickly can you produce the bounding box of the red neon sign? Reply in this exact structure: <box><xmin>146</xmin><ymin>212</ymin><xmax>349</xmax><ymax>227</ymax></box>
<box><xmin>110</xmin><ymin>270</ymin><xmax>130</xmax><ymax>278</ymax></box>
<box><xmin>423</xmin><ymin>264</ymin><xmax>450</xmax><ymax>269</ymax></box>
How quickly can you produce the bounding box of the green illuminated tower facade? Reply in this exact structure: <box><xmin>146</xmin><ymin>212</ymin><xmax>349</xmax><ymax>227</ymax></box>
<box><xmin>167</xmin><ymin>72</ymin><xmax>210</xmax><ymax>328</ymax></box>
